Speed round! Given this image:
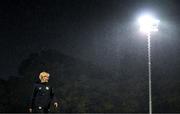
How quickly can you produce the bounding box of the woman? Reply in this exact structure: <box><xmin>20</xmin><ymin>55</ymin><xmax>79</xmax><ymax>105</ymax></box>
<box><xmin>29</xmin><ymin>71</ymin><xmax>58</xmax><ymax>113</ymax></box>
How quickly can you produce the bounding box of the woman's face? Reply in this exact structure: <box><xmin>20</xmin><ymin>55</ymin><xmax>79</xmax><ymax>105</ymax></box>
<box><xmin>44</xmin><ymin>75</ymin><xmax>49</xmax><ymax>81</ymax></box>
<box><xmin>41</xmin><ymin>75</ymin><xmax>49</xmax><ymax>82</ymax></box>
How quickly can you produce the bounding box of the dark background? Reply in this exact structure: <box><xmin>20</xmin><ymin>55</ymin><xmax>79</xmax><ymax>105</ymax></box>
<box><xmin>0</xmin><ymin>0</ymin><xmax>180</xmax><ymax>112</ymax></box>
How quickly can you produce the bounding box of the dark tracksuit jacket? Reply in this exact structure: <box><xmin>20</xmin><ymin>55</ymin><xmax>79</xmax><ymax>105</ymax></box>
<box><xmin>29</xmin><ymin>82</ymin><xmax>55</xmax><ymax>112</ymax></box>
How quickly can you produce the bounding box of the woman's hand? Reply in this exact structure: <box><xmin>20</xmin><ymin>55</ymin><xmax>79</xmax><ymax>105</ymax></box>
<box><xmin>29</xmin><ymin>108</ymin><xmax>32</xmax><ymax>112</ymax></box>
<box><xmin>54</xmin><ymin>102</ymin><xmax>58</xmax><ymax>108</ymax></box>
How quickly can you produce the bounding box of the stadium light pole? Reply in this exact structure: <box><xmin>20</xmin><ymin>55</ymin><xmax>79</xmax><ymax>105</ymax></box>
<box><xmin>138</xmin><ymin>15</ymin><xmax>160</xmax><ymax>114</ymax></box>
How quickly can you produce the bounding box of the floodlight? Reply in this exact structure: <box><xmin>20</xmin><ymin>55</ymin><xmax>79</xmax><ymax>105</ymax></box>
<box><xmin>138</xmin><ymin>15</ymin><xmax>160</xmax><ymax>34</ymax></box>
<box><xmin>137</xmin><ymin>14</ymin><xmax>160</xmax><ymax>114</ymax></box>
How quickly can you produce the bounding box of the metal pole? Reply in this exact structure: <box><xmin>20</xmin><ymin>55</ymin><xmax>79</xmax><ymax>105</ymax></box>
<box><xmin>147</xmin><ymin>32</ymin><xmax>152</xmax><ymax>114</ymax></box>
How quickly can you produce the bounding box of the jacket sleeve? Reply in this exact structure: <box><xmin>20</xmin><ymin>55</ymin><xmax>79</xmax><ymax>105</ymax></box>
<box><xmin>29</xmin><ymin>84</ymin><xmax>38</xmax><ymax>108</ymax></box>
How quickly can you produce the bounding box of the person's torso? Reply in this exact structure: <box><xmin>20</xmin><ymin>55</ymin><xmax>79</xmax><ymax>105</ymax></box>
<box><xmin>34</xmin><ymin>83</ymin><xmax>52</xmax><ymax>107</ymax></box>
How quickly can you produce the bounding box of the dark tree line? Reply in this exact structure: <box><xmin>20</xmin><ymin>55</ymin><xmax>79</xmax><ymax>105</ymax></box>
<box><xmin>0</xmin><ymin>49</ymin><xmax>180</xmax><ymax>112</ymax></box>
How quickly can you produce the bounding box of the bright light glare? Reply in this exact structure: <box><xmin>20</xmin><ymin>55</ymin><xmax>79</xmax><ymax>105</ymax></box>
<box><xmin>138</xmin><ymin>15</ymin><xmax>160</xmax><ymax>34</ymax></box>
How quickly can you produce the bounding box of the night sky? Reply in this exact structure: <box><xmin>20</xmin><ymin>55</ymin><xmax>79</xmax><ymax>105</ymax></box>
<box><xmin>0</xmin><ymin>0</ymin><xmax>180</xmax><ymax>79</ymax></box>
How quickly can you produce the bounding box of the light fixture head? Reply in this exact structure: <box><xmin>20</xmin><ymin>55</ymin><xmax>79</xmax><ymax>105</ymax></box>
<box><xmin>138</xmin><ymin>15</ymin><xmax>160</xmax><ymax>34</ymax></box>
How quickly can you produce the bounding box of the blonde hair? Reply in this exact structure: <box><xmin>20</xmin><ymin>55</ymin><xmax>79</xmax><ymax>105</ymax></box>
<box><xmin>39</xmin><ymin>71</ymin><xmax>50</xmax><ymax>80</ymax></box>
